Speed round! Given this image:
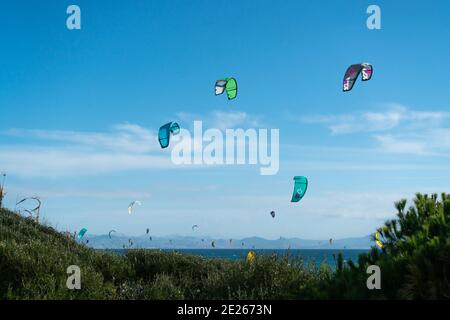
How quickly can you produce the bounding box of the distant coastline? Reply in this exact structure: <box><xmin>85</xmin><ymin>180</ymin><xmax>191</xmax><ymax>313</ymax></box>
<box><xmin>86</xmin><ymin>235</ymin><xmax>374</xmax><ymax>250</ymax></box>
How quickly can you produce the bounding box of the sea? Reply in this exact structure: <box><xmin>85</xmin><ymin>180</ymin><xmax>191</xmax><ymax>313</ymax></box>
<box><xmin>105</xmin><ymin>249</ymin><xmax>369</xmax><ymax>268</ymax></box>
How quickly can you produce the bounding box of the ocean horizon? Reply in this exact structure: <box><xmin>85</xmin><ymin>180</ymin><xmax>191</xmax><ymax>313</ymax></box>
<box><xmin>102</xmin><ymin>248</ymin><xmax>370</xmax><ymax>268</ymax></box>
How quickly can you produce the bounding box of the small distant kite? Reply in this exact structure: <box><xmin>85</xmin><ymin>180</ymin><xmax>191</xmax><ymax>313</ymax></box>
<box><xmin>77</xmin><ymin>228</ymin><xmax>88</xmax><ymax>241</ymax></box>
<box><xmin>149</xmin><ymin>236</ymin><xmax>152</xmax><ymax>241</ymax></box>
<box><xmin>241</xmin><ymin>242</ymin><xmax>245</xmax><ymax>246</ymax></box>
<box><xmin>329</xmin><ymin>238</ymin><xmax>333</xmax><ymax>245</ymax></box>
<box><xmin>229</xmin><ymin>238</ymin><xmax>233</xmax><ymax>244</ymax></box>
<box><xmin>246</xmin><ymin>251</ymin><xmax>256</xmax><ymax>264</ymax></box>
<box><xmin>375</xmin><ymin>232</ymin><xmax>384</xmax><ymax>249</ymax></box>
<box><xmin>108</xmin><ymin>230</ymin><xmax>116</xmax><ymax>239</ymax></box>
<box><xmin>192</xmin><ymin>225</ymin><xmax>199</xmax><ymax>231</ymax></box>
<box><xmin>128</xmin><ymin>200</ymin><xmax>142</xmax><ymax>215</ymax></box>
<box><xmin>211</xmin><ymin>241</ymin><xmax>216</xmax><ymax>248</ymax></box>
<box><xmin>343</xmin><ymin>63</ymin><xmax>373</xmax><ymax>92</ymax></box>
<box><xmin>270</xmin><ymin>211</ymin><xmax>276</xmax><ymax>218</ymax></box>
<box><xmin>215</xmin><ymin>78</ymin><xmax>237</xmax><ymax>100</ymax></box>
<box><xmin>291</xmin><ymin>176</ymin><xmax>308</xmax><ymax>203</ymax></box>
<box><xmin>16</xmin><ymin>196</ymin><xmax>42</xmax><ymax>220</ymax></box>
<box><xmin>16</xmin><ymin>196</ymin><xmax>41</xmax><ymax>209</ymax></box>
<box><xmin>158</xmin><ymin>122</ymin><xmax>180</xmax><ymax>149</ymax></box>
<box><xmin>146</xmin><ymin>228</ymin><xmax>150</xmax><ymax>235</ymax></box>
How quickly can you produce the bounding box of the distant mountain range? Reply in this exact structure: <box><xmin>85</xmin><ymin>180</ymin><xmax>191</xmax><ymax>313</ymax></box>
<box><xmin>85</xmin><ymin>234</ymin><xmax>374</xmax><ymax>250</ymax></box>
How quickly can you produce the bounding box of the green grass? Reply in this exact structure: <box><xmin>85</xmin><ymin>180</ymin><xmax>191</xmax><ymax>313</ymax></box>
<box><xmin>1</xmin><ymin>193</ymin><xmax>449</xmax><ymax>300</ymax></box>
<box><xmin>0</xmin><ymin>208</ymin><xmax>328</xmax><ymax>299</ymax></box>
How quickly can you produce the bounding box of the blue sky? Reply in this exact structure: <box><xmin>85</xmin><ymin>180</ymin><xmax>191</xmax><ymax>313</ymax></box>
<box><xmin>1</xmin><ymin>0</ymin><xmax>450</xmax><ymax>239</ymax></box>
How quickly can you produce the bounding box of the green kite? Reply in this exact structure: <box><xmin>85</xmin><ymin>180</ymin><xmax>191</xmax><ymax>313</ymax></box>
<box><xmin>215</xmin><ymin>77</ymin><xmax>237</xmax><ymax>100</ymax></box>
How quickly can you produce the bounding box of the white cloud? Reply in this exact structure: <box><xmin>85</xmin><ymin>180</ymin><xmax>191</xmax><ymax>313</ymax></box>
<box><xmin>428</xmin><ymin>128</ymin><xmax>450</xmax><ymax>150</ymax></box>
<box><xmin>4</xmin><ymin>123</ymin><xmax>159</xmax><ymax>153</ymax></box>
<box><xmin>301</xmin><ymin>104</ymin><xmax>449</xmax><ymax>135</ymax></box>
<box><xmin>300</xmin><ymin>104</ymin><xmax>450</xmax><ymax>155</ymax></box>
<box><xmin>0</xmin><ymin>118</ymin><xmax>266</xmax><ymax>178</ymax></box>
<box><xmin>327</xmin><ymin>108</ymin><xmax>403</xmax><ymax>134</ymax></box>
<box><xmin>209</xmin><ymin>190</ymin><xmax>401</xmax><ymax>221</ymax></box>
<box><xmin>373</xmin><ymin>129</ymin><xmax>450</xmax><ymax>156</ymax></box>
<box><xmin>0</xmin><ymin>146</ymin><xmax>174</xmax><ymax>178</ymax></box>
<box><xmin>329</xmin><ymin>105</ymin><xmax>448</xmax><ymax>135</ymax></box>
<box><xmin>303</xmin><ymin>191</ymin><xmax>400</xmax><ymax>220</ymax></box>
<box><xmin>177</xmin><ymin>110</ymin><xmax>262</xmax><ymax>130</ymax></box>
<box><xmin>0</xmin><ymin>124</ymin><xmax>178</xmax><ymax>178</ymax></box>
<box><xmin>374</xmin><ymin>135</ymin><xmax>428</xmax><ymax>155</ymax></box>
<box><xmin>7</xmin><ymin>186</ymin><xmax>153</xmax><ymax>199</ymax></box>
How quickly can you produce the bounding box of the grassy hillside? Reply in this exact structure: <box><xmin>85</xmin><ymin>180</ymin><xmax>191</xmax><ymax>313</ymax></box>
<box><xmin>0</xmin><ymin>208</ymin><xmax>327</xmax><ymax>299</ymax></box>
<box><xmin>1</xmin><ymin>193</ymin><xmax>449</xmax><ymax>300</ymax></box>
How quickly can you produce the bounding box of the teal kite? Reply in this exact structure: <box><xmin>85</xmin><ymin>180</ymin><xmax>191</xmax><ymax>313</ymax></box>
<box><xmin>215</xmin><ymin>77</ymin><xmax>237</xmax><ymax>100</ymax></box>
<box><xmin>158</xmin><ymin>122</ymin><xmax>180</xmax><ymax>149</ymax></box>
<box><xmin>77</xmin><ymin>228</ymin><xmax>88</xmax><ymax>241</ymax></box>
<box><xmin>291</xmin><ymin>176</ymin><xmax>308</xmax><ymax>203</ymax></box>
